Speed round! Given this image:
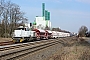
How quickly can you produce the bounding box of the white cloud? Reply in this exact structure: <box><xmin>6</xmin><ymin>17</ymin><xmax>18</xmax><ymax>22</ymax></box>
<box><xmin>75</xmin><ymin>0</ymin><xmax>90</xmax><ymax>3</ymax></box>
<box><xmin>31</xmin><ymin>0</ymin><xmax>62</xmax><ymax>3</ymax></box>
<box><xmin>67</xmin><ymin>0</ymin><xmax>90</xmax><ymax>3</ymax></box>
<box><xmin>52</xmin><ymin>0</ymin><xmax>62</xmax><ymax>3</ymax></box>
<box><xmin>67</xmin><ymin>0</ymin><xmax>72</xmax><ymax>1</ymax></box>
<box><xmin>49</xmin><ymin>9</ymin><xmax>90</xmax><ymax>17</ymax></box>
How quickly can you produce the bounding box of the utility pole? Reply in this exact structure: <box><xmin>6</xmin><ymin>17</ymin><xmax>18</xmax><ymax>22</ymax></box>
<box><xmin>5</xmin><ymin>13</ymin><xmax>6</xmax><ymax>38</ymax></box>
<box><xmin>2</xmin><ymin>6</ymin><xmax>7</xmax><ymax>38</ymax></box>
<box><xmin>4</xmin><ymin>8</ymin><xmax>8</xmax><ymax>38</ymax></box>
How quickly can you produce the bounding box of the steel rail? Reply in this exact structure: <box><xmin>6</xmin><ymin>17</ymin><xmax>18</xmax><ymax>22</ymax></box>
<box><xmin>0</xmin><ymin>41</ymin><xmax>14</xmax><ymax>46</ymax></box>
<box><xmin>0</xmin><ymin>39</ymin><xmax>53</xmax><ymax>51</ymax></box>
<box><xmin>0</xmin><ymin>39</ymin><xmax>61</xmax><ymax>60</ymax></box>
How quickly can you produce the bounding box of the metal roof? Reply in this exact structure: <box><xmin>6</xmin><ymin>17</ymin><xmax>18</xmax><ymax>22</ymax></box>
<box><xmin>33</xmin><ymin>29</ymin><xmax>45</xmax><ymax>32</ymax></box>
<box><xmin>38</xmin><ymin>29</ymin><xmax>45</xmax><ymax>32</ymax></box>
<box><xmin>46</xmin><ymin>30</ymin><xmax>52</xmax><ymax>33</ymax></box>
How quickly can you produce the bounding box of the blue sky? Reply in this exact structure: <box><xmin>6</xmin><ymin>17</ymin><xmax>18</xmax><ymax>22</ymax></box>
<box><xmin>11</xmin><ymin>0</ymin><xmax>90</xmax><ymax>33</ymax></box>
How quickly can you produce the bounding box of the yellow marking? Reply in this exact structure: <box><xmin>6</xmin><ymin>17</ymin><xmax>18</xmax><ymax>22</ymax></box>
<box><xmin>13</xmin><ymin>40</ymin><xmax>16</xmax><ymax>43</ymax></box>
<box><xmin>20</xmin><ymin>39</ymin><xmax>23</xmax><ymax>42</ymax></box>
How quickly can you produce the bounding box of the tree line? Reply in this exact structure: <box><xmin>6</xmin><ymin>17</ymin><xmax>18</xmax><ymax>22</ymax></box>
<box><xmin>0</xmin><ymin>0</ymin><xmax>28</xmax><ymax>38</ymax></box>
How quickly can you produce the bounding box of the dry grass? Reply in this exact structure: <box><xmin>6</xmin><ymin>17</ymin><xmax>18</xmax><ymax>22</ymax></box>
<box><xmin>48</xmin><ymin>46</ymin><xmax>90</xmax><ymax>60</ymax></box>
<box><xmin>47</xmin><ymin>37</ymin><xmax>90</xmax><ymax>60</ymax></box>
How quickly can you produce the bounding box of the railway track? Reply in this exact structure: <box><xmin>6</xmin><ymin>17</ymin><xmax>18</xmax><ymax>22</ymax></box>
<box><xmin>0</xmin><ymin>41</ymin><xmax>14</xmax><ymax>46</ymax></box>
<box><xmin>0</xmin><ymin>39</ymin><xmax>62</xmax><ymax>60</ymax></box>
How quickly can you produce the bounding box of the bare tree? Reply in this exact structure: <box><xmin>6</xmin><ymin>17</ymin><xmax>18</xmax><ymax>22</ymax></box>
<box><xmin>85</xmin><ymin>31</ymin><xmax>90</xmax><ymax>37</ymax></box>
<box><xmin>78</xmin><ymin>26</ymin><xmax>88</xmax><ymax>37</ymax></box>
<box><xmin>0</xmin><ymin>0</ymin><xmax>28</xmax><ymax>37</ymax></box>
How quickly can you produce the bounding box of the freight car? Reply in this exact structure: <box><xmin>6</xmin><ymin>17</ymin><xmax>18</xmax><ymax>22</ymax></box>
<box><xmin>51</xmin><ymin>31</ymin><xmax>70</xmax><ymax>38</ymax></box>
<box><xmin>46</xmin><ymin>30</ymin><xmax>52</xmax><ymax>39</ymax></box>
<box><xmin>33</xmin><ymin>29</ymin><xmax>48</xmax><ymax>40</ymax></box>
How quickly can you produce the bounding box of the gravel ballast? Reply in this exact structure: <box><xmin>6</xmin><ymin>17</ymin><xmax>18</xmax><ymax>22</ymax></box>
<box><xmin>17</xmin><ymin>39</ymin><xmax>63</xmax><ymax>60</ymax></box>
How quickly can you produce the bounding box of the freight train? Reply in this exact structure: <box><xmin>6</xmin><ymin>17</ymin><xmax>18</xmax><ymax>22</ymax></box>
<box><xmin>12</xmin><ymin>26</ymin><xmax>72</xmax><ymax>43</ymax></box>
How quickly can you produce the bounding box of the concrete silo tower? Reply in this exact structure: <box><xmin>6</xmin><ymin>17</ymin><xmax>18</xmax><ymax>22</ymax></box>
<box><xmin>42</xmin><ymin>3</ymin><xmax>45</xmax><ymax>17</ymax></box>
<box><xmin>42</xmin><ymin>3</ymin><xmax>50</xmax><ymax>20</ymax></box>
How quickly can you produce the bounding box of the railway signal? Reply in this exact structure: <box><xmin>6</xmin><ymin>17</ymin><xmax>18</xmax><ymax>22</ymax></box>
<box><xmin>30</xmin><ymin>23</ymin><xmax>32</xmax><ymax>27</ymax></box>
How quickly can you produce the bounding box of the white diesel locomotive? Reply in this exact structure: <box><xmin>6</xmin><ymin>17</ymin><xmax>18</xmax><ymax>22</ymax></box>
<box><xmin>12</xmin><ymin>26</ymin><xmax>71</xmax><ymax>43</ymax></box>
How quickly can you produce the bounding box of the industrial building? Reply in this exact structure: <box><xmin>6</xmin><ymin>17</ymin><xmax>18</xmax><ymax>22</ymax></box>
<box><xmin>32</xmin><ymin>3</ymin><xmax>52</xmax><ymax>29</ymax></box>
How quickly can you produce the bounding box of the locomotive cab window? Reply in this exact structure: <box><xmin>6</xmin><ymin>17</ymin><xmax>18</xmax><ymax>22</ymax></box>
<box><xmin>16</xmin><ymin>28</ymin><xmax>25</xmax><ymax>30</ymax></box>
